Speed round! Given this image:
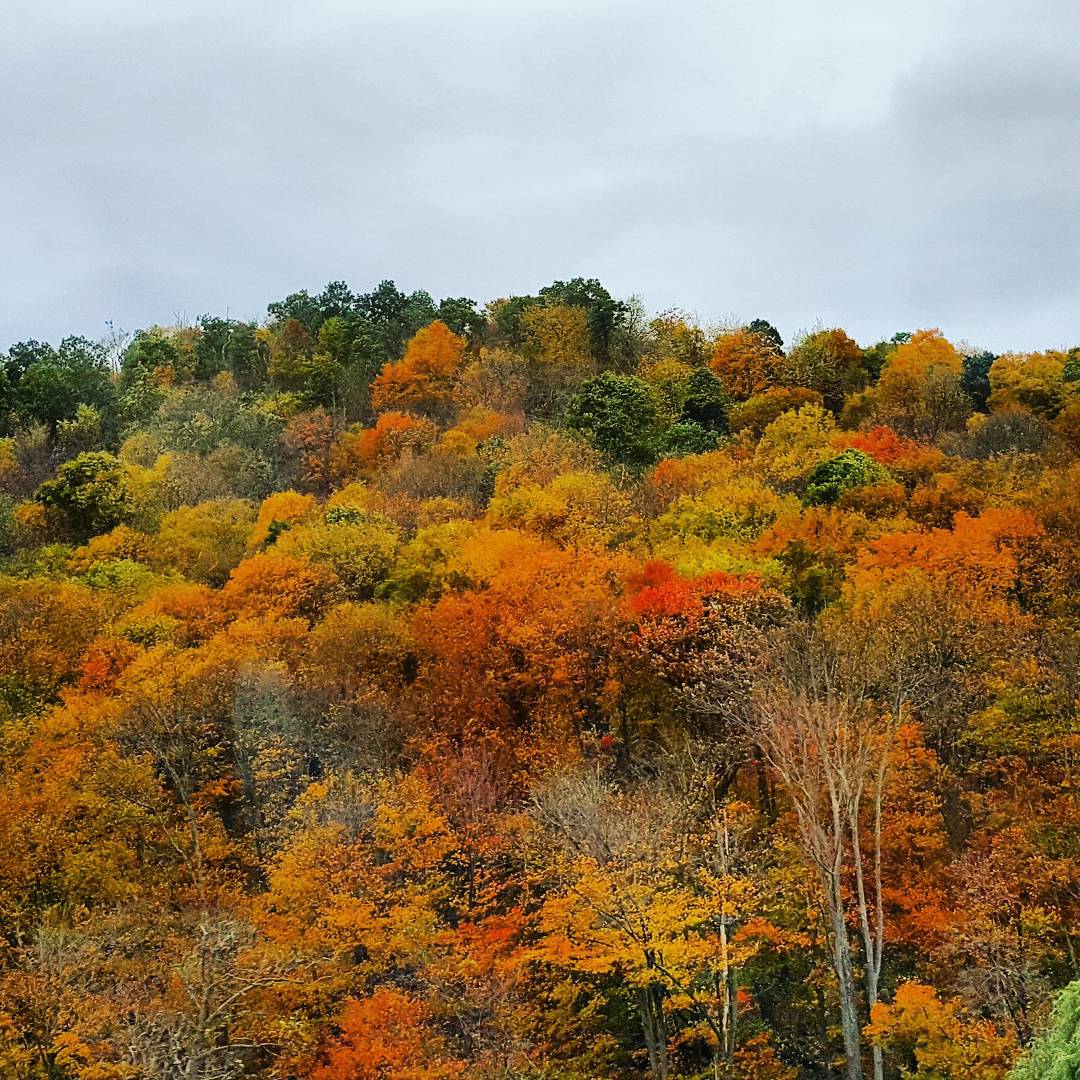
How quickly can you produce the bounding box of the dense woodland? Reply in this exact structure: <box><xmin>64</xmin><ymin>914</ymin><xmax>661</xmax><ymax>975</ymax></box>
<box><xmin>2</xmin><ymin>278</ymin><xmax>1080</xmax><ymax>1079</ymax></box>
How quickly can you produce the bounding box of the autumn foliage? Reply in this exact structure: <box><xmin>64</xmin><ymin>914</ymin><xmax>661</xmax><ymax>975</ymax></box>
<box><xmin>1</xmin><ymin>283</ymin><xmax>1079</xmax><ymax>1078</ymax></box>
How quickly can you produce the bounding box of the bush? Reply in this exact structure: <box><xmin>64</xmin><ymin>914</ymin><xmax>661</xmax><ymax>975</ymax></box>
<box><xmin>804</xmin><ymin>449</ymin><xmax>887</xmax><ymax>505</ymax></box>
<box><xmin>658</xmin><ymin>421</ymin><xmax>721</xmax><ymax>458</ymax></box>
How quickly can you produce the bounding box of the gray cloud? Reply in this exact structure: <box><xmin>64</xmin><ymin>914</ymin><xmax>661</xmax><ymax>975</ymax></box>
<box><xmin>2</xmin><ymin>0</ymin><xmax>1078</xmax><ymax>352</ymax></box>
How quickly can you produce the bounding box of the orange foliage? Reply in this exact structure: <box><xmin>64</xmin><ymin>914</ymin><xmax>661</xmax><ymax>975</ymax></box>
<box><xmin>249</xmin><ymin>490</ymin><xmax>316</xmax><ymax>549</ymax></box>
<box><xmin>309</xmin><ymin>989</ymin><xmax>464</xmax><ymax>1079</ymax></box>
<box><xmin>78</xmin><ymin>638</ymin><xmax>140</xmax><ymax>694</ymax></box>
<box><xmin>285</xmin><ymin>409</ymin><xmax>338</xmax><ymax>493</ymax></box>
<box><xmin>451</xmin><ymin>405</ymin><xmax>524</xmax><ymax>442</ymax></box>
<box><xmin>122</xmin><ymin>581</ymin><xmax>224</xmax><ymax>644</ymax></box>
<box><xmin>222</xmin><ymin>551</ymin><xmax>340</xmax><ymax>622</ymax></box>
<box><xmin>624</xmin><ymin>559</ymin><xmax>759</xmax><ymax>620</ymax></box>
<box><xmin>333</xmin><ymin>411</ymin><xmax>438</xmax><ymax>479</ymax></box>
<box><xmin>371</xmin><ymin>321</ymin><xmax>467</xmax><ymax>416</ymax></box>
<box><xmin>853</xmin><ymin>509</ymin><xmax>1042</xmax><ymax>593</ymax></box>
<box><xmin>0</xmin><ymin>579</ymin><xmax>105</xmax><ymax>707</ymax></box>
<box><xmin>5</xmin><ymin>283</ymin><xmax>1078</xmax><ymax>1080</ymax></box>
<box><xmin>708</xmin><ymin>328</ymin><xmax>782</xmax><ymax>397</ymax></box>
<box><xmin>408</xmin><ymin>541</ymin><xmax>628</xmax><ymax>761</ymax></box>
<box><xmin>841</xmin><ymin>425</ymin><xmax>919</xmax><ymax>465</ymax></box>
<box><xmin>883</xmin><ymin>328</ymin><xmax>963</xmax><ymax>381</ymax></box>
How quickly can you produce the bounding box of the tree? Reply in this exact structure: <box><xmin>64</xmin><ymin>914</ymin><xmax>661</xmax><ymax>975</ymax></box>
<box><xmin>709</xmin><ymin>328</ymin><xmax>783</xmax><ymax>398</ymax></box>
<box><xmin>193</xmin><ymin>316</ymin><xmax>236</xmax><ymax>380</ymax></box>
<box><xmin>520</xmin><ymin>304</ymin><xmax>595</xmax><ymax>414</ymax></box>
<box><xmin>353</xmin><ymin>279</ymin><xmax>442</xmax><ymax>359</ymax></box>
<box><xmin>370</xmin><ymin>321</ymin><xmax>467</xmax><ymax>418</ymax></box>
<box><xmin>962</xmin><ymin>350</ymin><xmax>997</xmax><ymax>412</ymax></box>
<box><xmin>782</xmin><ymin>328</ymin><xmax>864</xmax><ymax>410</ymax></box>
<box><xmin>753</xmin><ymin>403</ymin><xmax>836</xmax><ymax>486</ymax></box>
<box><xmin>874</xmin><ymin>329</ymin><xmax>970</xmax><ymax>439</ymax></box>
<box><xmin>17</xmin><ymin>337</ymin><xmax>116</xmax><ymax>430</ymax></box>
<box><xmin>275</xmin><ymin>513</ymin><xmax>401</xmax><ymax>600</ymax></box>
<box><xmin>0</xmin><ymin>577</ymin><xmax>105</xmax><ymax>718</ymax></box>
<box><xmin>647</xmin><ymin>311</ymin><xmax>711</xmax><ymax>368</ymax></box>
<box><xmin>227</xmin><ymin>324</ymin><xmax>269</xmax><ymax>390</ymax></box>
<box><xmin>679</xmin><ymin>367</ymin><xmax>731</xmax><ymax>433</ymax></box>
<box><xmin>989</xmin><ymin>351</ymin><xmax>1073</xmax><ymax>418</ymax></box>
<box><xmin>36</xmin><ymin>451</ymin><xmax>132</xmax><ymax>537</ymax></box>
<box><xmin>869</xmin><ymin>982</ymin><xmax>1015</xmax><ymax>1079</ymax></box>
<box><xmin>221</xmin><ymin>551</ymin><xmax>341</xmax><ymax>622</ymax></box>
<box><xmin>804</xmin><ymin>450</ymin><xmax>887</xmax><ymax>506</ymax></box>
<box><xmin>309</xmin><ymin>989</ymin><xmax>466</xmax><ymax>1079</ymax></box>
<box><xmin>746</xmin><ymin>318</ymin><xmax>784</xmax><ymax>353</ymax></box>
<box><xmin>486</xmin><ymin>469</ymin><xmax>633</xmax><ymax>548</ymax></box>
<box><xmin>122</xmin><ymin>329</ymin><xmax>185</xmax><ymax>387</ymax></box>
<box><xmin>750</xmin><ymin>628</ymin><xmax>900</xmax><ymax>1080</ymax></box>
<box><xmin>4</xmin><ymin>339</ymin><xmax>55</xmax><ymax>384</ymax></box>
<box><xmin>728</xmin><ymin>387</ymin><xmax>823</xmax><ymax>436</ymax></box>
<box><xmin>538</xmin><ymin>277</ymin><xmax>627</xmax><ymax>365</ymax></box>
<box><xmin>658</xmin><ymin>421</ymin><xmax>721</xmax><ymax>457</ymax></box>
<box><xmin>1009</xmin><ymin>980</ymin><xmax>1080</xmax><ymax>1079</ymax></box>
<box><xmin>437</xmin><ymin>296</ymin><xmax>484</xmax><ymax>340</ymax></box>
<box><xmin>531</xmin><ymin>766</ymin><xmax>770</xmax><ymax>1079</ymax></box>
<box><xmin>150</xmin><ymin>499</ymin><xmax>257</xmax><ymax>585</ymax></box>
<box><xmin>563</xmin><ymin>372</ymin><xmax>664</xmax><ymax>466</ymax></box>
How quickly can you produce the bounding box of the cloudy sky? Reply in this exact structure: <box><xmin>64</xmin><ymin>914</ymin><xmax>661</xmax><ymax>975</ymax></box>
<box><xmin>3</xmin><ymin>0</ymin><xmax>1078</xmax><ymax>353</ymax></box>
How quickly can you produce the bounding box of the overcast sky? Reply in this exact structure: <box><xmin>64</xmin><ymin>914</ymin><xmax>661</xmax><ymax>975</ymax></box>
<box><xmin>3</xmin><ymin>0</ymin><xmax>1078</xmax><ymax>353</ymax></box>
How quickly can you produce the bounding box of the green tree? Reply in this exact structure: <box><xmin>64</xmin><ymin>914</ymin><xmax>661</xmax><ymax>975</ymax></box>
<box><xmin>746</xmin><ymin>317</ymin><xmax>784</xmax><ymax>352</ymax></box>
<box><xmin>962</xmin><ymin>350</ymin><xmax>997</xmax><ymax>411</ymax></box>
<box><xmin>266</xmin><ymin>287</ymin><xmax>325</xmax><ymax>331</ymax></box>
<box><xmin>227</xmin><ymin>323</ymin><xmax>268</xmax><ymax>390</ymax></box>
<box><xmin>194</xmin><ymin>315</ymin><xmax>238</xmax><ymax>380</ymax></box>
<box><xmin>564</xmin><ymin>372</ymin><xmax>663</xmax><ymax>466</ymax></box>
<box><xmin>36</xmin><ymin>450</ymin><xmax>132</xmax><ymax>536</ymax></box>
<box><xmin>1009</xmin><ymin>980</ymin><xmax>1080</xmax><ymax>1079</ymax></box>
<box><xmin>680</xmin><ymin>366</ymin><xmax>731</xmax><ymax>433</ymax></box>
<box><xmin>658</xmin><ymin>420</ymin><xmax>720</xmax><ymax>457</ymax></box>
<box><xmin>3</xmin><ymin>339</ymin><xmax>55</xmax><ymax>383</ymax></box>
<box><xmin>121</xmin><ymin>329</ymin><xmax>183</xmax><ymax>387</ymax></box>
<box><xmin>437</xmin><ymin>296</ymin><xmax>484</xmax><ymax>339</ymax></box>
<box><xmin>0</xmin><ymin>368</ymin><xmax>15</xmax><ymax>433</ymax></box>
<box><xmin>354</xmin><ymin>279</ymin><xmax>440</xmax><ymax>359</ymax></box>
<box><xmin>18</xmin><ymin>336</ymin><xmax>116</xmax><ymax>429</ymax></box>
<box><xmin>804</xmin><ymin>449</ymin><xmax>886</xmax><ymax>505</ymax></box>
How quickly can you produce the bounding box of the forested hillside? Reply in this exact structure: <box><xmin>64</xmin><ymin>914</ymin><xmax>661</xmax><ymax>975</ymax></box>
<box><xmin>2</xmin><ymin>278</ymin><xmax>1079</xmax><ymax>1078</ymax></box>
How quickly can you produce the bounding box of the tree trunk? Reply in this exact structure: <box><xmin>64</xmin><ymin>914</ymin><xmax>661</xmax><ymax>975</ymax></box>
<box><xmin>828</xmin><ymin>888</ymin><xmax>864</xmax><ymax>1080</ymax></box>
<box><xmin>637</xmin><ymin>986</ymin><xmax>669</xmax><ymax>1079</ymax></box>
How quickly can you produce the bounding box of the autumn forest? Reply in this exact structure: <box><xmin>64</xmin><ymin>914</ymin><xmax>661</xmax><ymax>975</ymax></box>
<box><xmin>3</xmin><ymin>278</ymin><xmax>1080</xmax><ymax>1079</ymax></box>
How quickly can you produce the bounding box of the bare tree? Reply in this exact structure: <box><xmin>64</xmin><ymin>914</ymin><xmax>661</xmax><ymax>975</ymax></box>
<box><xmin>751</xmin><ymin>628</ymin><xmax>897</xmax><ymax>1080</ymax></box>
<box><xmin>117</xmin><ymin>918</ymin><xmax>305</xmax><ymax>1080</ymax></box>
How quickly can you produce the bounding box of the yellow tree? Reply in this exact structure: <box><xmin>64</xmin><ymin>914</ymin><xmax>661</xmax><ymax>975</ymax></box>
<box><xmin>874</xmin><ymin>329</ymin><xmax>969</xmax><ymax>439</ymax></box>
<box><xmin>988</xmin><ymin>350</ymin><xmax>1073</xmax><ymax>418</ymax></box>
<box><xmin>520</xmin><ymin>304</ymin><xmax>594</xmax><ymax>414</ymax></box>
<box><xmin>867</xmin><ymin>982</ymin><xmax>1016</xmax><ymax>1079</ymax></box>
<box><xmin>530</xmin><ymin>766</ymin><xmax>768</xmax><ymax>1078</ymax></box>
